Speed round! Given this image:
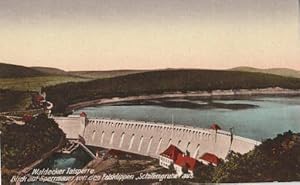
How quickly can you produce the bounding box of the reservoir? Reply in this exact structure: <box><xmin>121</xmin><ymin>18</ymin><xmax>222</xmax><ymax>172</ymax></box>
<box><xmin>22</xmin><ymin>96</ymin><xmax>300</xmax><ymax>184</ymax></box>
<box><xmin>74</xmin><ymin>96</ymin><xmax>300</xmax><ymax>141</ymax></box>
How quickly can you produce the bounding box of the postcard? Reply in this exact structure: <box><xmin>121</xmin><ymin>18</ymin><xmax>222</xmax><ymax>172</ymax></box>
<box><xmin>1</xmin><ymin>1</ymin><xmax>300</xmax><ymax>185</ymax></box>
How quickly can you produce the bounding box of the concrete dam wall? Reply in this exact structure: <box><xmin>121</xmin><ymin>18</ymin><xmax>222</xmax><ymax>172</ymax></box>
<box><xmin>54</xmin><ymin>116</ymin><xmax>261</xmax><ymax>160</ymax></box>
<box><xmin>54</xmin><ymin>116</ymin><xmax>86</xmax><ymax>139</ymax></box>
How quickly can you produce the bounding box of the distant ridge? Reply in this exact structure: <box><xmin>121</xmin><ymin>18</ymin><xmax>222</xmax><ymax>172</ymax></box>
<box><xmin>0</xmin><ymin>63</ymin><xmax>46</xmax><ymax>78</ymax></box>
<box><xmin>69</xmin><ymin>70</ymin><xmax>147</xmax><ymax>79</ymax></box>
<box><xmin>231</xmin><ymin>66</ymin><xmax>300</xmax><ymax>79</ymax></box>
<box><xmin>31</xmin><ymin>66</ymin><xmax>69</xmax><ymax>76</ymax></box>
<box><xmin>46</xmin><ymin>69</ymin><xmax>300</xmax><ymax>112</ymax></box>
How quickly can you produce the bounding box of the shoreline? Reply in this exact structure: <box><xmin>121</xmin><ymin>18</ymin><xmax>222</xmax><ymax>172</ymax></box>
<box><xmin>18</xmin><ymin>136</ymin><xmax>65</xmax><ymax>175</ymax></box>
<box><xmin>67</xmin><ymin>87</ymin><xmax>300</xmax><ymax>111</ymax></box>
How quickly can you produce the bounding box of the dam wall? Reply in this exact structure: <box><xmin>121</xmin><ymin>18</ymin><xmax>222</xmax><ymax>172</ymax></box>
<box><xmin>80</xmin><ymin>118</ymin><xmax>260</xmax><ymax>160</ymax></box>
<box><xmin>54</xmin><ymin>116</ymin><xmax>86</xmax><ymax>139</ymax></box>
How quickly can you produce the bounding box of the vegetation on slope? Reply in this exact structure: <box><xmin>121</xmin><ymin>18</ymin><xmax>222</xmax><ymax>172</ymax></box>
<box><xmin>0</xmin><ymin>75</ymin><xmax>89</xmax><ymax>112</ymax></box>
<box><xmin>0</xmin><ymin>89</ymin><xmax>31</xmax><ymax>112</ymax></box>
<box><xmin>0</xmin><ymin>63</ymin><xmax>90</xmax><ymax>92</ymax></box>
<box><xmin>0</xmin><ymin>63</ymin><xmax>46</xmax><ymax>78</ymax></box>
<box><xmin>45</xmin><ymin>69</ymin><xmax>300</xmax><ymax>113</ymax></box>
<box><xmin>0</xmin><ymin>114</ymin><xmax>66</xmax><ymax>183</ymax></box>
<box><xmin>0</xmin><ymin>64</ymin><xmax>89</xmax><ymax>112</ymax></box>
<box><xmin>231</xmin><ymin>66</ymin><xmax>300</xmax><ymax>79</ymax></box>
<box><xmin>69</xmin><ymin>69</ymin><xmax>146</xmax><ymax>79</ymax></box>
<box><xmin>195</xmin><ymin>131</ymin><xmax>300</xmax><ymax>183</ymax></box>
<box><xmin>0</xmin><ymin>75</ymin><xmax>89</xmax><ymax>91</ymax></box>
<box><xmin>31</xmin><ymin>66</ymin><xmax>70</xmax><ymax>76</ymax></box>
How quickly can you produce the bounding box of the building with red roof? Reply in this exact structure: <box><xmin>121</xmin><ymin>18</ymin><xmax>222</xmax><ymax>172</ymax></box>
<box><xmin>159</xmin><ymin>144</ymin><xmax>183</xmax><ymax>169</ymax></box>
<box><xmin>174</xmin><ymin>153</ymin><xmax>199</xmax><ymax>176</ymax></box>
<box><xmin>22</xmin><ymin>114</ymin><xmax>33</xmax><ymax>123</ymax></box>
<box><xmin>80</xmin><ymin>112</ymin><xmax>87</xmax><ymax>118</ymax></box>
<box><xmin>159</xmin><ymin>144</ymin><xmax>199</xmax><ymax>176</ymax></box>
<box><xmin>35</xmin><ymin>95</ymin><xmax>45</xmax><ymax>102</ymax></box>
<box><xmin>198</xmin><ymin>152</ymin><xmax>220</xmax><ymax>166</ymax></box>
<box><xmin>160</xmin><ymin>144</ymin><xmax>183</xmax><ymax>161</ymax></box>
<box><xmin>32</xmin><ymin>94</ymin><xmax>45</xmax><ymax>107</ymax></box>
<box><xmin>31</xmin><ymin>91</ymin><xmax>47</xmax><ymax>108</ymax></box>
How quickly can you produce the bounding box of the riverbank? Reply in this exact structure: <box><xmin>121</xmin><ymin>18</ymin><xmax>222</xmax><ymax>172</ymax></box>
<box><xmin>18</xmin><ymin>136</ymin><xmax>65</xmax><ymax>175</ymax></box>
<box><xmin>67</xmin><ymin>87</ymin><xmax>300</xmax><ymax>112</ymax></box>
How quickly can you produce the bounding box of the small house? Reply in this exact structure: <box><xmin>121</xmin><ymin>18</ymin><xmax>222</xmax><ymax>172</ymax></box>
<box><xmin>159</xmin><ymin>144</ymin><xmax>199</xmax><ymax>176</ymax></box>
<box><xmin>198</xmin><ymin>152</ymin><xmax>220</xmax><ymax>166</ymax></box>
<box><xmin>159</xmin><ymin>144</ymin><xmax>183</xmax><ymax>169</ymax></box>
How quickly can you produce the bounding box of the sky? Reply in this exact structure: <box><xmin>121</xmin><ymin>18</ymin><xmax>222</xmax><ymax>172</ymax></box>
<box><xmin>0</xmin><ymin>0</ymin><xmax>299</xmax><ymax>71</ymax></box>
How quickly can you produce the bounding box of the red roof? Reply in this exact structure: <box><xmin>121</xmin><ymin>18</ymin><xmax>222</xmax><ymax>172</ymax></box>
<box><xmin>175</xmin><ymin>154</ymin><xmax>198</xmax><ymax>171</ymax></box>
<box><xmin>35</xmin><ymin>95</ymin><xmax>45</xmax><ymax>102</ymax></box>
<box><xmin>210</xmin><ymin>123</ymin><xmax>221</xmax><ymax>130</ymax></box>
<box><xmin>199</xmin><ymin>153</ymin><xmax>220</xmax><ymax>166</ymax></box>
<box><xmin>80</xmin><ymin>112</ymin><xmax>87</xmax><ymax>117</ymax></box>
<box><xmin>160</xmin><ymin>145</ymin><xmax>183</xmax><ymax>161</ymax></box>
<box><xmin>22</xmin><ymin>115</ymin><xmax>33</xmax><ymax>123</ymax></box>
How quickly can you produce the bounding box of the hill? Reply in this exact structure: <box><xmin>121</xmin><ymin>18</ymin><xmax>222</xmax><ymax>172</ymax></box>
<box><xmin>231</xmin><ymin>66</ymin><xmax>300</xmax><ymax>79</ymax></box>
<box><xmin>211</xmin><ymin>131</ymin><xmax>300</xmax><ymax>182</ymax></box>
<box><xmin>45</xmin><ymin>69</ymin><xmax>300</xmax><ymax>113</ymax></box>
<box><xmin>0</xmin><ymin>63</ymin><xmax>46</xmax><ymax>78</ymax></box>
<box><xmin>0</xmin><ymin>64</ymin><xmax>90</xmax><ymax>92</ymax></box>
<box><xmin>0</xmin><ymin>76</ymin><xmax>89</xmax><ymax>91</ymax></box>
<box><xmin>69</xmin><ymin>69</ymin><xmax>147</xmax><ymax>79</ymax></box>
<box><xmin>1</xmin><ymin>114</ymin><xmax>66</xmax><ymax>184</ymax></box>
<box><xmin>31</xmin><ymin>66</ymin><xmax>69</xmax><ymax>76</ymax></box>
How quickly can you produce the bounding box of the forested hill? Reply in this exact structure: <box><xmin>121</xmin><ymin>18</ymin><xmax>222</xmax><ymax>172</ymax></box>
<box><xmin>45</xmin><ymin>69</ymin><xmax>300</xmax><ymax>112</ymax></box>
<box><xmin>211</xmin><ymin>131</ymin><xmax>300</xmax><ymax>182</ymax></box>
<box><xmin>231</xmin><ymin>66</ymin><xmax>300</xmax><ymax>79</ymax></box>
<box><xmin>0</xmin><ymin>63</ymin><xmax>46</xmax><ymax>78</ymax></box>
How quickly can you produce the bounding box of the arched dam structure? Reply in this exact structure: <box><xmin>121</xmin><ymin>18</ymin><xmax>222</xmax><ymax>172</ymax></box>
<box><xmin>54</xmin><ymin>116</ymin><xmax>261</xmax><ymax>160</ymax></box>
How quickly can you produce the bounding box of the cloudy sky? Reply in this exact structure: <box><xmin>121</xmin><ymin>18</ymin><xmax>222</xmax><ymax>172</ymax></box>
<box><xmin>0</xmin><ymin>0</ymin><xmax>299</xmax><ymax>71</ymax></box>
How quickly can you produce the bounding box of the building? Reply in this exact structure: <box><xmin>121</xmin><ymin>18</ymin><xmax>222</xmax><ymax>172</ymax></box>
<box><xmin>22</xmin><ymin>114</ymin><xmax>33</xmax><ymax>123</ymax></box>
<box><xmin>173</xmin><ymin>153</ymin><xmax>198</xmax><ymax>176</ymax></box>
<box><xmin>80</xmin><ymin>112</ymin><xmax>87</xmax><ymax>118</ymax></box>
<box><xmin>198</xmin><ymin>152</ymin><xmax>220</xmax><ymax>166</ymax></box>
<box><xmin>32</xmin><ymin>94</ymin><xmax>45</xmax><ymax>107</ymax></box>
<box><xmin>31</xmin><ymin>90</ymin><xmax>49</xmax><ymax>110</ymax></box>
<box><xmin>159</xmin><ymin>145</ymin><xmax>199</xmax><ymax>176</ymax></box>
<box><xmin>159</xmin><ymin>144</ymin><xmax>183</xmax><ymax>169</ymax></box>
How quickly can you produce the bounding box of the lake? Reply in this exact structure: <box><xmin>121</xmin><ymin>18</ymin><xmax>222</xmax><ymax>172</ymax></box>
<box><xmin>74</xmin><ymin>96</ymin><xmax>300</xmax><ymax>141</ymax></box>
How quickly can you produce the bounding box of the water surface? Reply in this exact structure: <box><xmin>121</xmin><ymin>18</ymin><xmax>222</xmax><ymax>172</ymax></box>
<box><xmin>75</xmin><ymin>96</ymin><xmax>300</xmax><ymax>141</ymax></box>
<box><xmin>24</xmin><ymin>147</ymin><xmax>92</xmax><ymax>185</ymax></box>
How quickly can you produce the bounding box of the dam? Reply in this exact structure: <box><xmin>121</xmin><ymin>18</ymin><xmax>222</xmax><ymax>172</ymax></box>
<box><xmin>54</xmin><ymin>115</ymin><xmax>261</xmax><ymax>160</ymax></box>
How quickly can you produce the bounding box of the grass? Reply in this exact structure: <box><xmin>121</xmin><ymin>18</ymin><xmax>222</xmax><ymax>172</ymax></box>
<box><xmin>0</xmin><ymin>75</ymin><xmax>90</xmax><ymax>91</ymax></box>
<box><xmin>0</xmin><ymin>75</ymin><xmax>91</xmax><ymax>111</ymax></box>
